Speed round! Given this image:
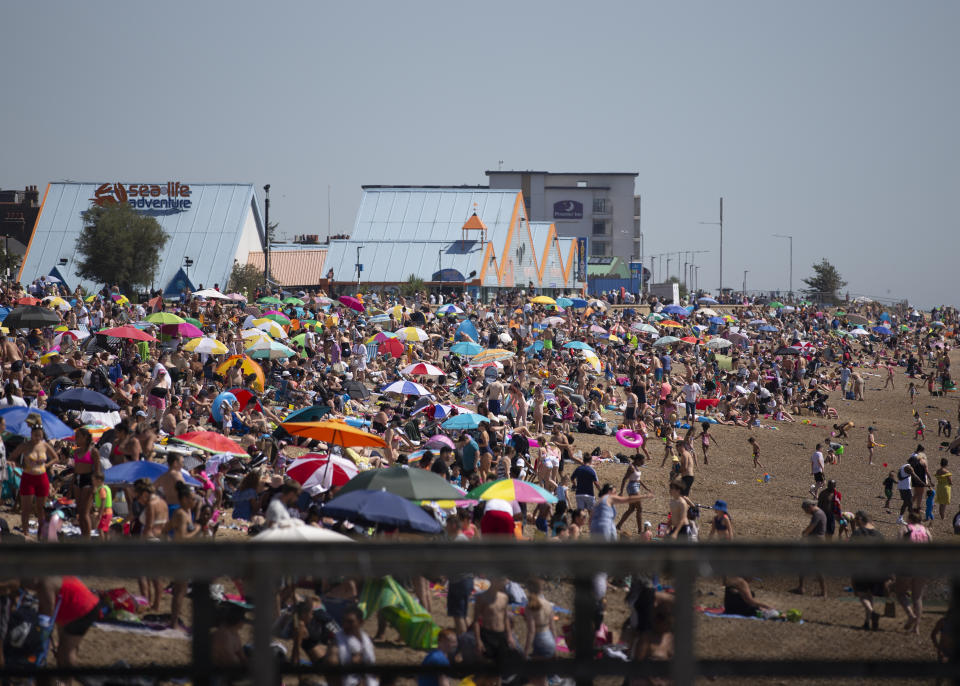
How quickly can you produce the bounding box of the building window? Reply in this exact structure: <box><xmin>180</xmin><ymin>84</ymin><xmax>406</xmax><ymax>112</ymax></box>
<box><xmin>592</xmin><ymin>221</ymin><xmax>608</xmax><ymax>236</ymax></box>
<box><xmin>577</xmin><ymin>180</ymin><xmax>587</xmax><ymax>188</ymax></box>
<box><xmin>593</xmin><ymin>198</ymin><xmax>612</xmax><ymax>214</ymax></box>
<box><xmin>591</xmin><ymin>241</ymin><xmax>610</xmax><ymax>256</ymax></box>
<box><xmin>634</xmin><ymin>219</ymin><xmax>642</xmax><ymax>238</ymax></box>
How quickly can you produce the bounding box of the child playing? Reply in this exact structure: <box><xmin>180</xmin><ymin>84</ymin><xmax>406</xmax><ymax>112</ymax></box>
<box><xmin>925</xmin><ymin>488</ymin><xmax>936</xmax><ymax>523</ymax></box>
<box><xmin>867</xmin><ymin>426</ymin><xmax>877</xmax><ymax>466</ymax></box>
<box><xmin>915</xmin><ymin>411</ymin><xmax>926</xmax><ymax>440</ymax></box>
<box><xmin>938</xmin><ymin>419</ymin><xmax>953</xmax><ymax>438</ymax></box>
<box><xmin>91</xmin><ymin>472</ymin><xmax>113</xmax><ymax>541</ymax></box>
<box><xmin>883</xmin><ymin>471</ymin><xmax>896</xmax><ymax>510</ymax></box>
<box><xmin>699</xmin><ymin>423</ymin><xmax>719</xmax><ymax>466</ymax></box>
<box><xmin>747</xmin><ymin>436</ymin><xmax>763</xmax><ymax>469</ymax></box>
<box><xmin>909</xmin><ymin>382</ymin><xmax>917</xmax><ymax>405</ymax></box>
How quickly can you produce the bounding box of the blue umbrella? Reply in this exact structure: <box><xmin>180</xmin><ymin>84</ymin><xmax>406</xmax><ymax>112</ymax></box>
<box><xmin>0</xmin><ymin>306</ymin><xmax>9</xmax><ymax>322</ymax></box>
<box><xmin>321</xmin><ymin>489</ymin><xmax>443</xmax><ymax>533</ymax></box>
<box><xmin>436</xmin><ymin>304</ymin><xmax>464</xmax><ymax>315</ymax></box>
<box><xmin>556</xmin><ymin>297</ymin><xmax>574</xmax><ymax>308</ymax></box>
<box><xmin>283</xmin><ymin>404</ymin><xmax>332</xmax><ymax>423</ymax></box>
<box><xmin>563</xmin><ymin>341</ymin><xmax>594</xmax><ymax>351</ymax></box>
<box><xmin>450</xmin><ymin>341</ymin><xmax>483</xmax><ymax>356</ymax></box>
<box><xmin>873</xmin><ymin>326</ymin><xmax>893</xmax><ymax>335</ymax></box>
<box><xmin>211</xmin><ymin>391</ymin><xmax>238</xmax><ymax>424</ymax></box>
<box><xmin>570</xmin><ymin>298</ymin><xmax>588</xmax><ymax>308</ymax></box>
<box><xmin>662</xmin><ymin>304</ymin><xmax>687</xmax><ymax>315</ymax></box>
<box><xmin>442</xmin><ymin>413</ymin><xmax>488</xmax><ymax>430</ymax></box>
<box><xmin>708</xmin><ymin>317</ymin><xmax>725</xmax><ymax>324</ymax></box>
<box><xmin>104</xmin><ymin>460</ymin><xmax>202</xmax><ymax>487</ymax></box>
<box><xmin>758</xmin><ymin>325</ymin><xmax>778</xmax><ymax>332</ymax></box>
<box><xmin>0</xmin><ymin>407</ymin><xmax>73</xmax><ymax>439</ymax></box>
<box><xmin>698</xmin><ymin>297</ymin><xmax>719</xmax><ymax>304</ymax></box>
<box><xmin>454</xmin><ymin>319</ymin><xmax>478</xmax><ymax>342</ymax></box>
<box><xmin>47</xmin><ymin>388</ymin><xmax>120</xmax><ymax>413</ymax></box>
<box><xmin>524</xmin><ymin>340</ymin><xmax>544</xmax><ymax>354</ymax></box>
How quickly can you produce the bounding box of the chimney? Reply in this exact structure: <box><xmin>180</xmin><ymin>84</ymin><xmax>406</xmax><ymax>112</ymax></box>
<box><xmin>25</xmin><ymin>185</ymin><xmax>39</xmax><ymax>207</ymax></box>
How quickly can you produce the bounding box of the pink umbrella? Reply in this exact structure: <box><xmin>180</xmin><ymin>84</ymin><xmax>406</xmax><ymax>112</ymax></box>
<box><xmin>286</xmin><ymin>454</ymin><xmax>358</xmax><ymax>490</ymax></box>
<box><xmin>228</xmin><ymin>293</ymin><xmax>247</xmax><ymax>301</ymax></box>
<box><xmin>338</xmin><ymin>295</ymin><xmax>365</xmax><ymax>312</ymax></box>
<box><xmin>161</xmin><ymin>322</ymin><xmax>204</xmax><ymax>337</ymax></box>
<box><xmin>424</xmin><ymin>434</ymin><xmax>455</xmax><ymax>450</ymax></box>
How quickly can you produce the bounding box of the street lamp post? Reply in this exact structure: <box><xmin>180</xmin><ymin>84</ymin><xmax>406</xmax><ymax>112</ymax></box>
<box><xmin>743</xmin><ymin>270</ymin><xmax>749</xmax><ymax>298</ymax></box>
<box><xmin>355</xmin><ymin>245</ymin><xmax>363</xmax><ymax>291</ymax></box>
<box><xmin>666</xmin><ymin>257</ymin><xmax>672</xmax><ymax>282</ymax></box>
<box><xmin>263</xmin><ymin>184</ymin><xmax>270</xmax><ymax>292</ymax></box>
<box><xmin>772</xmin><ymin>234</ymin><xmax>793</xmax><ymax>300</ymax></box>
<box><xmin>699</xmin><ymin>197</ymin><xmax>723</xmax><ymax>296</ymax></box>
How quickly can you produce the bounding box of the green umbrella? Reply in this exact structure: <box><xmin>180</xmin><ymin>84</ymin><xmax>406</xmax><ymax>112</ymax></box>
<box><xmin>768</xmin><ymin>301</ymin><xmax>784</xmax><ymax>309</ymax></box>
<box><xmin>262</xmin><ymin>312</ymin><xmax>291</xmax><ymax>324</ymax></box>
<box><xmin>258</xmin><ymin>296</ymin><xmax>282</xmax><ymax>305</ymax></box>
<box><xmin>336</xmin><ymin>466</ymin><xmax>463</xmax><ymax>501</ymax></box>
<box><xmin>145</xmin><ymin>312</ymin><xmax>185</xmax><ymax>325</ymax></box>
<box><xmin>284</xmin><ymin>296</ymin><xmax>305</xmax><ymax>305</ymax></box>
<box><xmin>185</xmin><ymin>317</ymin><xmax>203</xmax><ymax>328</ymax></box>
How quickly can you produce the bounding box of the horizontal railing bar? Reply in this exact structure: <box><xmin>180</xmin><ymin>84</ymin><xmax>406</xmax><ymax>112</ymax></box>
<box><xmin>1</xmin><ymin>541</ymin><xmax>959</xmax><ymax>578</ymax></box>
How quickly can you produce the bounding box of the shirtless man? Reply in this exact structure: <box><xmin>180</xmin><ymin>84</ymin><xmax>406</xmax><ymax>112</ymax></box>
<box><xmin>678</xmin><ymin>438</ymin><xmax>696</xmax><ymax>496</ymax></box>
<box><xmin>154</xmin><ymin>453</ymin><xmax>185</xmax><ymax>508</ymax></box>
<box><xmin>0</xmin><ymin>333</ymin><xmax>23</xmax><ymax>383</ymax></box>
<box><xmin>472</xmin><ymin>577</ymin><xmax>519</xmax><ymax>669</ymax></box>
<box><xmin>9</xmin><ymin>419</ymin><xmax>59</xmax><ymax>538</ymax></box>
<box><xmin>486</xmin><ymin>376</ymin><xmax>504</xmax><ymax>417</ymax></box>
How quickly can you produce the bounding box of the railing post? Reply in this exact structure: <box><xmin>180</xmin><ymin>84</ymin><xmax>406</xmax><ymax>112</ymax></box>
<box><xmin>573</xmin><ymin>575</ymin><xmax>597</xmax><ymax>686</ymax></box>
<box><xmin>191</xmin><ymin>580</ymin><xmax>212</xmax><ymax>686</ymax></box>
<box><xmin>950</xmin><ymin>578</ymin><xmax>960</xmax><ymax>686</ymax></box>
<box><xmin>672</xmin><ymin>562</ymin><xmax>696</xmax><ymax>686</ymax></box>
<box><xmin>251</xmin><ymin>562</ymin><xmax>276</xmax><ymax>686</ymax></box>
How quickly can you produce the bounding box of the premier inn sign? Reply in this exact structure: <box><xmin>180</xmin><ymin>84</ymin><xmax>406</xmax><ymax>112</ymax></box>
<box><xmin>91</xmin><ymin>182</ymin><xmax>192</xmax><ymax>215</ymax></box>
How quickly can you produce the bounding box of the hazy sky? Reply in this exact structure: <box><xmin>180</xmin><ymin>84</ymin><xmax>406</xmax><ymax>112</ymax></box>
<box><xmin>4</xmin><ymin>1</ymin><xmax>957</xmax><ymax>306</ymax></box>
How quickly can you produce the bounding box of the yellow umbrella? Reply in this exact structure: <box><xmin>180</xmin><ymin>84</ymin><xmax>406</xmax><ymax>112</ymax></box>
<box><xmin>324</xmin><ymin>314</ymin><xmax>340</xmax><ymax>328</ymax></box>
<box><xmin>40</xmin><ymin>350</ymin><xmax>61</xmax><ymax>363</ymax></box>
<box><xmin>252</xmin><ymin>318</ymin><xmax>287</xmax><ymax>338</ymax></box>
<box><xmin>183</xmin><ymin>337</ymin><xmax>229</xmax><ymax>354</ymax></box>
<box><xmin>241</xmin><ymin>328</ymin><xmax>269</xmax><ymax>339</ymax></box>
<box><xmin>44</xmin><ymin>296</ymin><xmax>70</xmax><ymax>309</ymax></box>
<box><xmin>215</xmin><ymin>355</ymin><xmax>265</xmax><ymax>391</ymax></box>
<box><xmin>531</xmin><ymin>296</ymin><xmax>556</xmax><ymax>305</ymax></box>
<box><xmin>582</xmin><ymin>350</ymin><xmax>602</xmax><ymax>372</ymax></box>
<box><xmin>471</xmin><ymin>348</ymin><xmax>516</xmax><ymax>364</ymax></box>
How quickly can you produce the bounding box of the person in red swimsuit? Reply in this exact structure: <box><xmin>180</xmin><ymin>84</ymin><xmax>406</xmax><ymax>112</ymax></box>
<box><xmin>28</xmin><ymin>576</ymin><xmax>107</xmax><ymax>674</ymax></box>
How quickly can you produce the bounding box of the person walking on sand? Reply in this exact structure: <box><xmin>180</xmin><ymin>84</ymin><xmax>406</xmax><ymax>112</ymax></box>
<box><xmin>935</xmin><ymin>458</ymin><xmax>952</xmax><ymax>520</ymax></box>
<box><xmin>700</xmin><ymin>423</ymin><xmax>719</xmax><ymax>465</ymax></box>
<box><xmin>810</xmin><ymin>444</ymin><xmax>825</xmax><ymax>497</ymax></box>
<box><xmin>792</xmin><ymin>500</ymin><xmax>827</xmax><ymax>597</ymax></box>
<box><xmin>867</xmin><ymin>426</ymin><xmax>877</xmax><ymax>466</ymax></box>
<box><xmin>747</xmin><ymin>436</ymin><xmax>764</xmax><ymax>469</ymax></box>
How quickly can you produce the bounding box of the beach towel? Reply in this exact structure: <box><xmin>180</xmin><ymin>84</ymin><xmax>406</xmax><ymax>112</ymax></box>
<box><xmin>358</xmin><ymin>576</ymin><xmax>439</xmax><ymax>650</ymax></box>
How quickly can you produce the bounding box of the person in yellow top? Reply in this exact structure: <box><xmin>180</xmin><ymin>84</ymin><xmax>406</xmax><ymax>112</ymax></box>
<box><xmin>91</xmin><ymin>472</ymin><xmax>114</xmax><ymax>541</ymax></box>
<box><xmin>935</xmin><ymin>458</ymin><xmax>952</xmax><ymax>521</ymax></box>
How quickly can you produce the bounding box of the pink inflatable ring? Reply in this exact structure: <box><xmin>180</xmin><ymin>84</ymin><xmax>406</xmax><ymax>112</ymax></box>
<box><xmin>616</xmin><ymin>429</ymin><xmax>644</xmax><ymax>449</ymax></box>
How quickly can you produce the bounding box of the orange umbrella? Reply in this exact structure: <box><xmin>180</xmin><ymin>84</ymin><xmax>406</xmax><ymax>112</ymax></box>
<box><xmin>281</xmin><ymin>420</ymin><xmax>386</xmax><ymax>448</ymax></box>
<box><xmin>215</xmin><ymin>354</ymin><xmax>265</xmax><ymax>392</ymax></box>
<box><xmin>659</xmin><ymin>320</ymin><xmax>684</xmax><ymax>328</ymax></box>
<box><xmin>18</xmin><ymin>296</ymin><xmax>41</xmax><ymax>306</ymax></box>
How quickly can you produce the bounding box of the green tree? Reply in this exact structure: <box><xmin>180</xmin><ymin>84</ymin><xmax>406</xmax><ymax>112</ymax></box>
<box><xmin>228</xmin><ymin>261</ymin><xmax>264</xmax><ymax>298</ymax></box>
<box><xmin>801</xmin><ymin>258</ymin><xmax>848</xmax><ymax>304</ymax></box>
<box><xmin>0</xmin><ymin>245</ymin><xmax>22</xmax><ymax>278</ymax></box>
<box><xmin>400</xmin><ymin>274</ymin><xmax>424</xmax><ymax>297</ymax></box>
<box><xmin>76</xmin><ymin>203</ymin><xmax>168</xmax><ymax>294</ymax></box>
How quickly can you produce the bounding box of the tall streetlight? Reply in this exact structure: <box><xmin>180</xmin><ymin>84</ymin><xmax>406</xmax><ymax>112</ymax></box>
<box><xmin>743</xmin><ymin>270</ymin><xmax>749</xmax><ymax>297</ymax></box>
<box><xmin>355</xmin><ymin>245</ymin><xmax>363</xmax><ymax>290</ymax></box>
<box><xmin>699</xmin><ymin>197</ymin><xmax>723</xmax><ymax>296</ymax></box>
<box><xmin>263</xmin><ymin>184</ymin><xmax>271</xmax><ymax>292</ymax></box>
<box><xmin>772</xmin><ymin>234</ymin><xmax>793</xmax><ymax>300</ymax></box>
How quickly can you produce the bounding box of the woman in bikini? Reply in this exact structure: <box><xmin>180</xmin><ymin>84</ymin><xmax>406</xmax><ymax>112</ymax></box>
<box><xmin>9</xmin><ymin>416</ymin><xmax>58</xmax><ymax>540</ymax></box>
<box><xmin>135</xmin><ymin>479</ymin><xmax>168</xmax><ymax>610</ymax></box>
<box><xmin>617</xmin><ymin>455</ymin><xmax>653</xmax><ymax>533</ymax></box>
<box><xmin>524</xmin><ymin>578</ymin><xmax>557</xmax><ymax>686</ymax></box>
<box><xmin>71</xmin><ymin>427</ymin><xmax>99</xmax><ymax>539</ymax></box>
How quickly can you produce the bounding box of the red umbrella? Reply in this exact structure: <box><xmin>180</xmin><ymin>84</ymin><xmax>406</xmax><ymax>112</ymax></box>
<box><xmin>338</xmin><ymin>295</ymin><xmax>365</xmax><ymax>312</ymax></box>
<box><xmin>174</xmin><ymin>431</ymin><xmax>246</xmax><ymax>455</ymax></box>
<box><xmin>286</xmin><ymin>454</ymin><xmax>358</xmax><ymax>490</ymax></box>
<box><xmin>18</xmin><ymin>296</ymin><xmax>41</xmax><ymax>306</ymax></box>
<box><xmin>378</xmin><ymin>338</ymin><xmax>404</xmax><ymax>358</ymax></box>
<box><xmin>98</xmin><ymin>326</ymin><xmax>158</xmax><ymax>342</ymax></box>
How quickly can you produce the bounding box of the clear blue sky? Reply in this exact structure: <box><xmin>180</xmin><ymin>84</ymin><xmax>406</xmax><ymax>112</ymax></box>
<box><xmin>4</xmin><ymin>1</ymin><xmax>957</xmax><ymax>306</ymax></box>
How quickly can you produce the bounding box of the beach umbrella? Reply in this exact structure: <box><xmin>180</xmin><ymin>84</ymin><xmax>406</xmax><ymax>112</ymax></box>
<box><xmin>706</xmin><ymin>337</ymin><xmax>733</xmax><ymax>349</ymax></box>
<box><xmin>467</xmin><ymin>479</ymin><xmax>558</xmax><ymax>504</ymax></box>
<box><xmin>0</xmin><ymin>407</ymin><xmax>73</xmax><ymax>439</ymax></box>
<box><xmin>284</xmin><ymin>297</ymin><xmax>305</xmax><ymax>306</ymax></box>
<box><xmin>381</xmin><ymin>380</ymin><xmax>432</xmax><ymax>396</ymax></box>
<box><xmin>524</xmin><ymin>340</ymin><xmax>543</xmax><ymax>354</ymax></box>
<box><xmin>698</xmin><ymin>297</ymin><xmax>719</xmax><ymax>304</ymax></box>
<box><xmin>582</xmin><ymin>350</ymin><xmax>602</xmax><ymax>372</ymax></box>
<box><xmin>588</xmin><ymin>324</ymin><xmax>608</xmax><ymax>335</ymax></box>
<box><xmin>98</xmin><ymin>326</ymin><xmax>158</xmax><ymax>342</ymax></box>
<box><xmin>662</xmin><ymin>304</ymin><xmax>687</xmax><ymax>316</ymax></box>
<box><xmin>708</xmin><ymin>317</ymin><xmax>725</xmax><ymax>325</ymax></box>
<box><xmin>653</xmin><ymin>336</ymin><xmax>680</xmax><ymax>347</ymax></box>
<box><xmin>378</xmin><ymin>338</ymin><xmax>404</xmax><ymax>358</ymax></box>
<box><xmin>42</xmin><ymin>362</ymin><xmax>82</xmax><ymax>378</ymax></box>
<box><xmin>395</xmin><ymin>326</ymin><xmax>429</xmax><ymax>342</ymax></box>
<box><xmin>47</xmin><ymin>388</ymin><xmax>119</xmax><ymax>413</ymax></box>
<box><xmin>758</xmin><ymin>325</ymin><xmax>778</xmax><ymax>332</ymax></box>
<box><xmin>563</xmin><ymin>341</ymin><xmax>594</xmax><ymax>351</ymax></box>
<box><xmin>748</xmin><ymin>319</ymin><xmax>767</xmax><ymax>326</ymax></box>
<box><xmin>531</xmin><ymin>296</ymin><xmax>556</xmax><ymax>305</ymax></box>
<box><xmin>174</xmin><ymin>431</ymin><xmax>247</xmax><ymax>455</ymax></box>
<box><xmin>183</xmin><ymin>337</ymin><xmax>229</xmax><ymax>355</ymax></box>
<box><xmin>679</xmin><ymin>336</ymin><xmax>701</xmax><ymax>344</ymax></box>
<box><xmin>441</xmin><ymin>412</ymin><xmax>488</xmax><ymax>430</ymax></box>
<box><xmin>845</xmin><ymin>314</ymin><xmax>869</xmax><ymax>326</ymax></box>
<box><xmin>768</xmin><ymin>301</ymin><xmax>785</xmax><ymax>309</ymax></box>
<box><xmin>471</xmin><ymin>348</ymin><xmax>515</xmax><ymax>364</ymax></box>
<box><xmin>161</xmin><ymin>322</ymin><xmax>204</xmax><ymax>338</ymax></box>
<box><xmin>287</xmin><ymin>454</ymin><xmax>358</xmax><ymax>490</ymax></box>
<box><xmin>450</xmin><ymin>341</ymin><xmax>483</xmax><ymax>356</ymax></box>
<box><xmin>252</xmin><ymin>318</ymin><xmax>287</xmax><ymax>338</ymax></box>
<box><xmin>873</xmin><ymin>326</ymin><xmax>893</xmax><ymax>335</ymax></box>
<box><xmin>424</xmin><ymin>434</ymin><xmax>456</xmax><ymax>451</ymax></box>
<box><xmin>321</xmin><ymin>489</ymin><xmax>442</xmax><ymax>534</ymax></box>
<box><xmin>368</xmin><ymin>313</ymin><xmax>392</xmax><ymax>324</ymax></box>
<box><xmin>17</xmin><ymin>296</ymin><xmax>42</xmax><ymax>306</ymax></box>
<box><xmin>215</xmin><ymin>355</ymin><xmax>266</xmax><ymax>391</ymax></box>
<box><xmin>282</xmin><ymin>420</ymin><xmax>386</xmax><ymax>448</ymax></box>
<box><xmin>3</xmin><ymin>305</ymin><xmax>60</xmax><ymax>329</ymax></box>
<box><xmin>774</xmin><ymin>347</ymin><xmax>801</xmax><ymax>356</ymax></box>
<box><xmin>659</xmin><ymin>320</ymin><xmax>684</xmax><ymax>329</ymax></box>
<box><xmin>338</xmin><ymin>295</ymin><xmax>365</xmax><ymax>312</ymax></box>
<box><xmin>699</xmin><ymin>308</ymin><xmax>719</xmax><ymax>317</ymax></box>
<box><xmin>541</xmin><ymin>316</ymin><xmax>565</xmax><ymax>327</ymax></box>
<box><xmin>556</xmin><ymin>297</ymin><xmax>574</xmax><ymax>308</ymax></box>
<box><xmin>104</xmin><ymin>460</ymin><xmax>201</xmax><ymax>487</ymax></box>
<box><xmin>632</xmin><ymin>323</ymin><xmax>659</xmax><ymax>334</ymax></box>
<box><xmin>262</xmin><ymin>311</ymin><xmax>292</xmax><ymax>325</ymax></box>
<box><xmin>282</xmin><ymin>405</ymin><xmax>331</xmax><ymax>424</ymax></box>
<box><xmin>248</xmin><ymin>339</ymin><xmax>296</xmax><ymax>360</ymax></box>
<box><xmin>258</xmin><ymin>296</ymin><xmax>282</xmax><ymax>305</ymax></box>
<box><xmin>43</xmin><ymin>296</ymin><xmax>71</xmax><ymax>311</ymax></box>
<box><xmin>366</xmin><ymin>331</ymin><xmax>396</xmax><ymax>344</ymax></box>
<box><xmin>253</xmin><ymin>520</ymin><xmax>353</xmax><ymax>542</ymax></box>
<box><xmin>146</xmin><ymin>312</ymin><xmax>185</xmax><ymax>325</ymax></box>
<box><xmin>337</xmin><ymin>466</ymin><xmax>463</xmax><ymax>501</ymax></box>
<box><xmin>401</xmin><ymin>362</ymin><xmax>445</xmax><ymax>376</ymax></box>
<box><xmin>587</xmin><ymin>300</ymin><xmax>607</xmax><ymax>310</ymax></box>
<box><xmin>436</xmin><ymin>304</ymin><xmax>464</xmax><ymax>315</ymax></box>
<box><xmin>193</xmin><ymin>288</ymin><xmax>232</xmax><ymax>300</ymax></box>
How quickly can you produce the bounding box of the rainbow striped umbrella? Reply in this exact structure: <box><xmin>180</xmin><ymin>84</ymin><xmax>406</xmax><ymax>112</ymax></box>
<box><xmin>467</xmin><ymin>478</ymin><xmax>557</xmax><ymax>504</ymax></box>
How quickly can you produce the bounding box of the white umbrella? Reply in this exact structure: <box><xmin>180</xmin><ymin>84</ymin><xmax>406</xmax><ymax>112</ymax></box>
<box><xmin>706</xmin><ymin>338</ymin><xmax>733</xmax><ymax>349</ymax></box>
<box><xmin>632</xmin><ymin>323</ymin><xmax>659</xmax><ymax>334</ymax></box>
<box><xmin>848</xmin><ymin>328</ymin><xmax>869</xmax><ymax>336</ymax></box>
<box><xmin>653</xmin><ymin>336</ymin><xmax>680</xmax><ymax>346</ymax></box>
<box><xmin>252</xmin><ymin>520</ymin><xmax>353</xmax><ymax>543</ymax></box>
<box><xmin>193</xmin><ymin>288</ymin><xmax>232</xmax><ymax>300</ymax></box>
<box><xmin>698</xmin><ymin>308</ymin><xmax>719</xmax><ymax>317</ymax></box>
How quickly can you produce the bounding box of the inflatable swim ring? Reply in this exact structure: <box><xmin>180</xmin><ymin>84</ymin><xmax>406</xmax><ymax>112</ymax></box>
<box><xmin>616</xmin><ymin>429</ymin><xmax>645</xmax><ymax>449</ymax></box>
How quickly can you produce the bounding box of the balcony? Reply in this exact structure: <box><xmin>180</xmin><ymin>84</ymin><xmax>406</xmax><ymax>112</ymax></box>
<box><xmin>592</xmin><ymin>199</ymin><xmax>612</xmax><ymax>216</ymax></box>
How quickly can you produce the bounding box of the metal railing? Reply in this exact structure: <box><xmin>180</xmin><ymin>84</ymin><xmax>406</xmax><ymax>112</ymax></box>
<box><xmin>2</xmin><ymin>541</ymin><xmax>959</xmax><ymax>685</ymax></box>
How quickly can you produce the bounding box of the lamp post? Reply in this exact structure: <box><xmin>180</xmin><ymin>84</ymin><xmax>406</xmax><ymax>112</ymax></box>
<box><xmin>438</xmin><ymin>248</ymin><xmax>443</xmax><ymax>295</ymax></box>
<box><xmin>263</xmin><ymin>184</ymin><xmax>271</xmax><ymax>292</ymax></box>
<box><xmin>666</xmin><ymin>256</ymin><xmax>672</xmax><ymax>282</ymax></box>
<box><xmin>773</xmin><ymin>233</ymin><xmax>793</xmax><ymax>300</ymax></box>
<box><xmin>355</xmin><ymin>245</ymin><xmax>363</xmax><ymax>291</ymax></box>
<box><xmin>184</xmin><ymin>256</ymin><xmax>194</xmax><ymax>282</ymax></box>
<box><xmin>699</xmin><ymin>197</ymin><xmax>723</xmax><ymax>296</ymax></box>
<box><xmin>743</xmin><ymin>270</ymin><xmax>749</xmax><ymax>298</ymax></box>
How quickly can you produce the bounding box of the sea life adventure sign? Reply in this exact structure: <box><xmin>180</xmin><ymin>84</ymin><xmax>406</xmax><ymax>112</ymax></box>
<box><xmin>91</xmin><ymin>182</ymin><xmax>192</xmax><ymax>215</ymax></box>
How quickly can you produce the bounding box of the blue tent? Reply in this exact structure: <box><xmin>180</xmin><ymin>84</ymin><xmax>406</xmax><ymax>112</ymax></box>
<box><xmin>454</xmin><ymin>319</ymin><xmax>478</xmax><ymax>342</ymax></box>
<box><xmin>163</xmin><ymin>268</ymin><xmax>196</xmax><ymax>299</ymax></box>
